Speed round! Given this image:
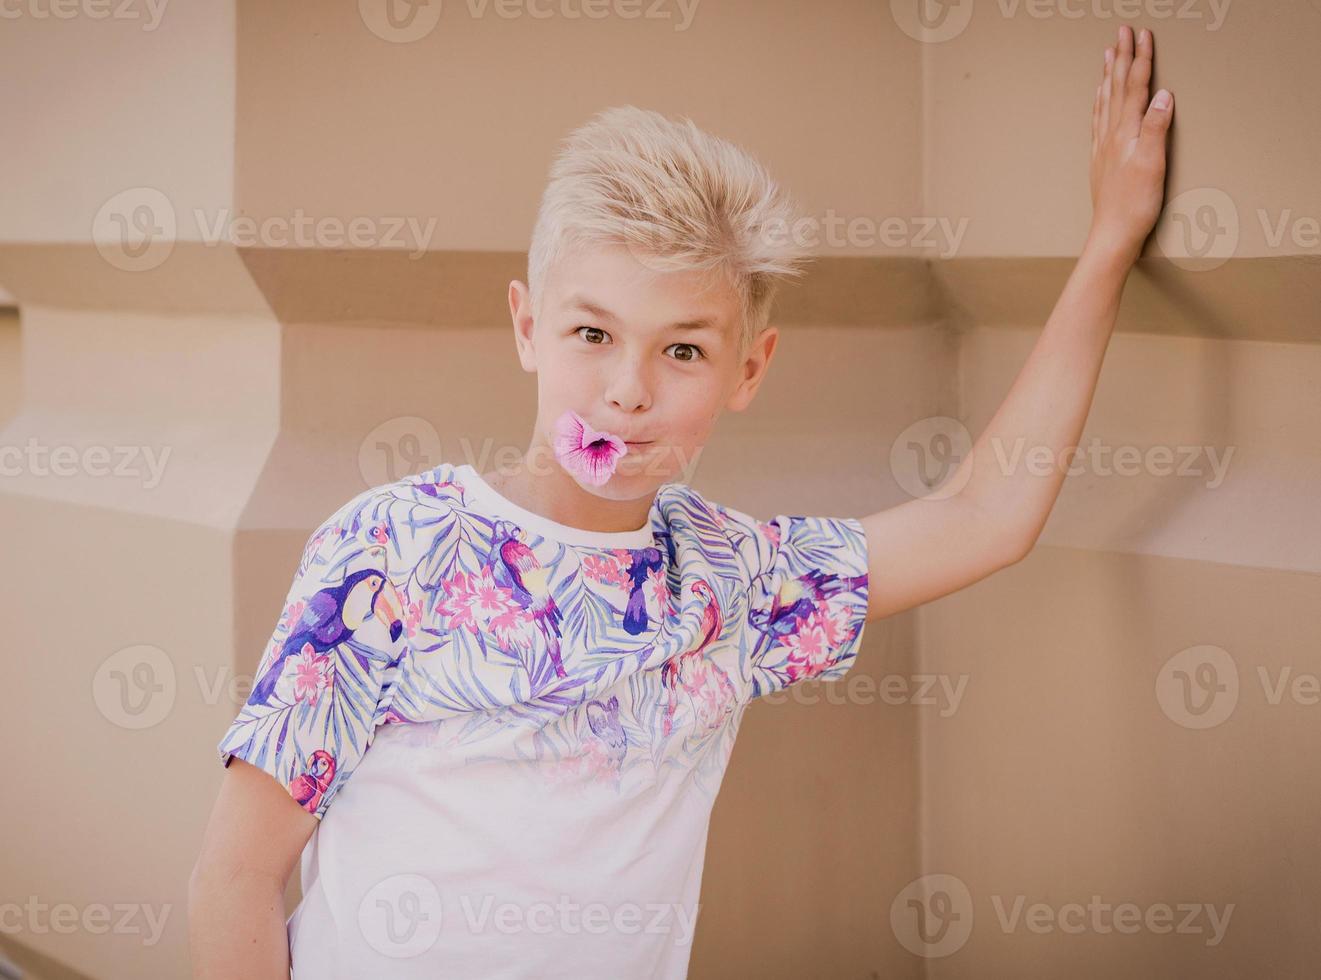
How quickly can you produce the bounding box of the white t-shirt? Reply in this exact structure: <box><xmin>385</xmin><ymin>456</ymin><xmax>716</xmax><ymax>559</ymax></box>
<box><xmin>217</xmin><ymin>461</ymin><xmax>870</xmax><ymax>978</ymax></box>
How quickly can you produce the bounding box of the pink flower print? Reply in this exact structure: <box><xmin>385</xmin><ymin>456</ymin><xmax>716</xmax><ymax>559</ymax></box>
<box><xmin>544</xmin><ymin>737</ymin><xmax>620</xmax><ymax>789</ymax></box>
<box><xmin>783</xmin><ymin>607</ymin><xmax>853</xmax><ymax>682</ymax></box>
<box><xmin>291</xmin><ymin>643</ymin><xmax>332</xmax><ymax>706</ymax></box>
<box><xmin>436</xmin><ymin>564</ymin><xmax>535</xmax><ymax>649</ymax></box>
<box><xmin>403</xmin><ymin>598</ymin><xmax>424</xmax><ymax>638</ymax></box>
<box><xmin>757</xmin><ymin>519</ymin><xmax>781</xmax><ymax>548</ymax></box>
<box><xmin>645</xmin><ymin>565</ymin><xmax>672</xmax><ymax>619</ymax></box>
<box><xmin>582</xmin><ymin>552</ymin><xmax>630</xmax><ymax>589</ymax></box>
<box><xmin>551</xmin><ymin>408</ymin><xmax>628</xmax><ymax>486</ymax></box>
<box><xmin>687</xmin><ymin>659</ymin><xmax>737</xmax><ymax>730</ymax></box>
<box><xmin>279</xmin><ymin>598</ymin><xmax>306</xmax><ymax>632</ymax></box>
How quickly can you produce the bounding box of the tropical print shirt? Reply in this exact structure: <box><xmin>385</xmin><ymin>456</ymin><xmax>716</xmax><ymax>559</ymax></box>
<box><xmin>216</xmin><ymin>460</ymin><xmax>870</xmax><ymax>978</ymax></box>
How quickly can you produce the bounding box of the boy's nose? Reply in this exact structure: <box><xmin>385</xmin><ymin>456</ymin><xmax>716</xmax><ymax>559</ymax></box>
<box><xmin>605</xmin><ymin>369</ymin><xmax>652</xmax><ymax>412</ymax></box>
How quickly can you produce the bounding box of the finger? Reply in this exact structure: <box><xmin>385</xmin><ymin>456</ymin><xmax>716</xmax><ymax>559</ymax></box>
<box><xmin>1092</xmin><ymin>81</ymin><xmax>1102</xmax><ymax>155</ymax></box>
<box><xmin>1109</xmin><ymin>25</ymin><xmax>1133</xmax><ymax>127</ymax></box>
<box><xmin>1122</xmin><ymin>27</ymin><xmax>1154</xmax><ymax>140</ymax></box>
<box><xmin>1138</xmin><ymin>88</ymin><xmax>1174</xmax><ymax>158</ymax></box>
<box><xmin>1099</xmin><ymin>46</ymin><xmax>1114</xmax><ymax>135</ymax></box>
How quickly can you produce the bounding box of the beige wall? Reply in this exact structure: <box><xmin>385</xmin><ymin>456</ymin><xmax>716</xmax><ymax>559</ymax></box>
<box><xmin>0</xmin><ymin>2</ymin><xmax>1316</xmax><ymax>978</ymax></box>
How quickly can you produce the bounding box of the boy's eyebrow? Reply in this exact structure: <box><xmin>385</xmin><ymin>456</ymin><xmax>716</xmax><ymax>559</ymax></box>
<box><xmin>564</xmin><ymin>294</ymin><xmax>719</xmax><ymax>332</ymax></box>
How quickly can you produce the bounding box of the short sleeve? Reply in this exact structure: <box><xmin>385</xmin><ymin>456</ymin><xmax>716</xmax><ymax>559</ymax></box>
<box><xmin>716</xmin><ymin>504</ymin><xmax>870</xmax><ymax>699</ymax></box>
<box><xmin>217</xmin><ymin>491</ymin><xmax>412</xmax><ymax>820</ymax></box>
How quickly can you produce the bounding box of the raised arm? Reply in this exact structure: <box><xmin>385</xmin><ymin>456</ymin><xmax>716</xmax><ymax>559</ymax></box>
<box><xmin>861</xmin><ymin>24</ymin><xmax>1173</xmax><ymax>622</ymax></box>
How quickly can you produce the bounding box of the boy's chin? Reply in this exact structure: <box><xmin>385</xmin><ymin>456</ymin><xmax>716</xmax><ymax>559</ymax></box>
<box><xmin>569</xmin><ymin>462</ymin><xmax>666</xmax><ymax>499</ymax></box>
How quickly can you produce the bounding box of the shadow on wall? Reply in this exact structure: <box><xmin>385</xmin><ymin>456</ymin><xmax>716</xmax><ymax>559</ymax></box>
<box><xmin>0</xmin><ymin>305</ymin><xmax>19</xmax><ymax>426</ymax></box>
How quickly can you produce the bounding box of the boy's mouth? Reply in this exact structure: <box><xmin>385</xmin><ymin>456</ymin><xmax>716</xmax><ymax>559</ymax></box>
<box><xmin>552</xmin><ymin>409</ymin><xmax>633</xmax><ymax>486</ymax></box>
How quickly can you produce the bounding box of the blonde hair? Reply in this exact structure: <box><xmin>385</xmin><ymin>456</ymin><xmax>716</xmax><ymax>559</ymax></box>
<box><xmin>527</xmin><ymin>105</ymin><xmax>811</xmax><ymax>357</ymax></box>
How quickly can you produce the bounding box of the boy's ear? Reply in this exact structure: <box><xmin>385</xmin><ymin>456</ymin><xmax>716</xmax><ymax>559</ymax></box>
<box><xmin>509</xmin><ymin>280</ymin><xmax>538</xmax><ymax>373</ymax></box>
<box><xmin>725</xmin><ymin>324</ymin><xmax>779</xmax><ymax>413</ymax></box>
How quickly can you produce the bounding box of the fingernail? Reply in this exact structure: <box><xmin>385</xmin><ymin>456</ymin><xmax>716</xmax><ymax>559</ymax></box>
<box><xmin>1153</xmin><ymin>89</ymin><xmax>1171</xmax><ymax>109</ymax></box>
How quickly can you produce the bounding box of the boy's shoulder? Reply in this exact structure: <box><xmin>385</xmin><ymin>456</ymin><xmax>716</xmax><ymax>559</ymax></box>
<box><xmin>333</xmin><ymin>462</ymin><xmax>767</xmax><ymax>559</ymax></box>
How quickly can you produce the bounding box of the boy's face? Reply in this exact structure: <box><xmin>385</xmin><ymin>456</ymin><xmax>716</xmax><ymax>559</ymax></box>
<box><xmin>508</xmin><ymin>242</ymin><xmax>778</xmax><ymax>499</ymax></box>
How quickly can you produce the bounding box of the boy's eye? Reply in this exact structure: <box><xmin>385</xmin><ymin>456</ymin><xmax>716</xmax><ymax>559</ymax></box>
<box><xmin>665</xmin><ymin>343</ymin><xmax>705</xmax><ymax>363</ymax></box>
<box><xmin>574</xmin><ymin>325</ymin><xmax>609</xmax><ymax>344</ymax></box>
<box><xmin>573</xmin><ymin>326</ymin><xmax>704</xmax><ymax>362</ymax></box>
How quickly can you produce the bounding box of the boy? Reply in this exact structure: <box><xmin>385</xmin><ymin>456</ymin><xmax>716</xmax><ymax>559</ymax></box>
<box><xmin>189</xmin><ymin>25</ymin><xmax>1171</xmax><ymax>978</ymax></box>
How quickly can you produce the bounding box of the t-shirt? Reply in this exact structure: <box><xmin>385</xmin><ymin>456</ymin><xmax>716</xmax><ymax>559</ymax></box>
<box><xmin>216</xmin><ymin>460</ymin><xmax>870</xmax><ymax>979</ymax></box>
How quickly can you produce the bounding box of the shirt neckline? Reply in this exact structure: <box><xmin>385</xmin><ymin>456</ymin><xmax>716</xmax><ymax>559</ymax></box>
<box><xmin>452</xmin><ymin>463</ymin><xmax>659</xmax><ymax>549</ymax></box>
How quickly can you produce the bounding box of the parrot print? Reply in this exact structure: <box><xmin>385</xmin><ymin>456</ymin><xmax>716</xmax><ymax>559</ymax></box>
<box><xmin>218</xmin><ymin>461</ymin><xmax>870</xmax><ymax>820</ymax></box>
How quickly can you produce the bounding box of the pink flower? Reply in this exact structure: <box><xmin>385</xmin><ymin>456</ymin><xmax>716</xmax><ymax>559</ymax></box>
<box><xmin>279</xmin><ymin>599</ymin><xmax>306</xmax><ymax>631</ymax></box>
<box><xmin>782</xmin><ymin>607</ymin><xmax>852</xmax><ymax>682</ymax></box>
<box><xmin>582</xmin><ymin>552</ymin><xmax>631</xmax><ymax>588</ymax></box>
<box><xmin>544</xmin><ymin>736</ymin><xmax>620</xmax><ymax>788</ymax></box>
<box><xmin>291</xmin><ymin>643</ymin><xmax>332</xmax><ymax>706</ymax></box>
<box><xmin>645</xmin><ymin>565</ymin><xmax>673</xmax><ymax>618</ymax></box>
<box><xmin>436</xmin><ymin>565</ymin><xmax>534</xmax><ymax>650</ymax></box>
<box><xmin>404</xmin><ymin>599</ymin><xmax>424</xmax><ymax>637</ymax></box>
<box><xmin>551</xmin><ymin>409</ymin><xmax>628</xmax><ymax>486</ymax></box>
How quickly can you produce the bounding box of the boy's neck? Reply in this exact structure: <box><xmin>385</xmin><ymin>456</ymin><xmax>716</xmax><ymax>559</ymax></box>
<box><xmin>479</xmin><ymin>446</ymin><xmax>655</xmax><ymax>535</ymax></box>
